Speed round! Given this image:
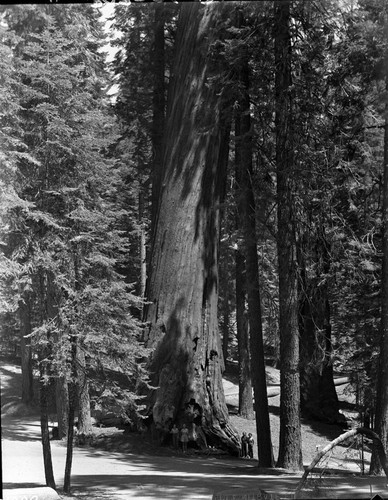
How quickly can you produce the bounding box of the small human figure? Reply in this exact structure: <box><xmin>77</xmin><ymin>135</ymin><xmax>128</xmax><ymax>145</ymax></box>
<box><xmin>171</xmin><ymin>424</ymin><xmax>179</xmax><ymax>449</ymax></box>
<box><xmin>241</xmin><ymin>431</ymin><xmax>249</xmax><ymax>458</ymax></box>
<box><xmin>180</xmin><ymin>423</ymin><xmax>189</xmax><ymax>453</ymax></box>
<box><xmin>247</xmin><ymin>433</ymin><xmax>254</xmax><ymax>459</ymax></box>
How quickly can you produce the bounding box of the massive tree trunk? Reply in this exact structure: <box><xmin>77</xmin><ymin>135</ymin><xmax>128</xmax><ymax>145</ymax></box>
<box><xmin>19</xmin><ymin>295</ymin><xmax>34</xmax><ymax>404</ymax></box>
<box><xmin>299</xmin><ymin>290</ymin><xmax>340</xmax><ymax>422</ymax></box>
<box><xmin>274</xmin><ymin>0</ymin><xmax>303</xmax><ymax>471</ymax></box>
<box><xmin>221</xmin><ymin>295</ymin><xmax>230</xmax><ymax>363</ymax></box>
<box><xmin>143</xmin><ymin>2</ymin><xmax>239</xmax><ymax>453</ymax></box>
<box><xmin>234</xmin><ymin>9</ymin><xmax>273</xmax><ymax>465</ymax></box>
<box><xmin>371</xmin><ymin>13</ymin><xmax>388</xmax><ymax>474</ymax></box>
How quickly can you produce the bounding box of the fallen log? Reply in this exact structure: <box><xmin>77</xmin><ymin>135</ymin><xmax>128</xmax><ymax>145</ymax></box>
<box><xmin>294</xmin><ymin>427</ymin><xmax>388</xmax><ymax>499</ymax></box>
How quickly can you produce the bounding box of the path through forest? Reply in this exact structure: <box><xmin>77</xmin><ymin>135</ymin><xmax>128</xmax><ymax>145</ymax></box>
<box><xmin>2</xmin><ymin>362</ymin><xmax>388</xmax><ymax>499</ymax></box>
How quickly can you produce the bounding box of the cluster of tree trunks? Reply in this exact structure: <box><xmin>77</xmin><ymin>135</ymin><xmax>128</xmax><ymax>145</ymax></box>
<box><xmin>370</xmin><ymin>12</ymin><xmax>388</xmax><ymax>474</ymax></box>
<box><xmin>15</xmin><ymin>0</ymin><xmax>388</xmax><ymax>479</ymax></box>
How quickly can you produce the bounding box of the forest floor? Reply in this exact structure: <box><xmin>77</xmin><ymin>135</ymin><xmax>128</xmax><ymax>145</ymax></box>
<box><xmin>1</xmin><ymin>359</ymin><xmax>388</xmax><ymax>500</ymax></box>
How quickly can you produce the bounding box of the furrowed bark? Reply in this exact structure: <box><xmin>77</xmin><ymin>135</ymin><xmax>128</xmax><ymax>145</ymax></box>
<box><xmin>274</xmin><ymin>0</ymin><xmax>303</xmax><ymax>471</ymax></box>
<box><xmin>143</xmin><ymin>2</ymin><xmax>239</xmax><ymax>454</ymax></box>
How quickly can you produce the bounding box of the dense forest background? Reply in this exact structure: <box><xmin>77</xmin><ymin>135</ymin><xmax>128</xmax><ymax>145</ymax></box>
<box><xmin>2</xmin><ymin>0</ymin><xmax>388</xmax><ymax>492</ymax></box>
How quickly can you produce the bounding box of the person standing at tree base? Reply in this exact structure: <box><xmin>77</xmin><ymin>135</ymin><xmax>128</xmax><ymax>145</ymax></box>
<box><xmin>170</xmin><ymin>424</ymin><xmax>179</xmax><ymax>449</ymax></box>
<box><xmin>180</xmin><ymin>424</ymin><xmax>189</xmax><ymax>453</ymax></box>
<box><xmin>248</xmin><ymin>433</ymin><xmax>254</xmax><ymax>459</ymax></box>
<box><xmin>241</xmin><ymin>432</ymin><xmax>249</xmax><ymax>458</ymax></box>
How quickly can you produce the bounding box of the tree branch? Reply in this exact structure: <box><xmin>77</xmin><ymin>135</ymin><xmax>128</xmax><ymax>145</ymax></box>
<box><xmin>294</xmin><ymin>427</ymin><xmax>388</xmax><ymax>498</ymax></box>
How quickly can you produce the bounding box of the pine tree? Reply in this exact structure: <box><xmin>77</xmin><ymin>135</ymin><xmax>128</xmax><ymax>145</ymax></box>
<box><xmin>2</xmin><ymin>5</ymin><xmax>149</xmax><ymax>491</ymax></box>
<box><xmin>233</xmin><ymin>4</ymin><xmax>273</xmax><ymax>467</ymax></box>
<box><xmin>274</xmin><ymin>0</ymin><xmax>303</xmax><ymax>471</ymax></box>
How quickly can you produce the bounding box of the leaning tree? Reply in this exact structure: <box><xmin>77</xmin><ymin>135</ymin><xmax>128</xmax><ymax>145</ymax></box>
<box><xmin>142</xmin><ymin>2</ymin><xmax>240</xmax><ymax>453</ymax></box>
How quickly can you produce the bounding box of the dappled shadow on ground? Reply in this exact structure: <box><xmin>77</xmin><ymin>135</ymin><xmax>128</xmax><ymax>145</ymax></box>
<box><xmin>69</xmin><ymin>474</ymin><xmax>299</xmax><ymax>499</ymax></box>
<box><xmin>1</xmin><ymin>416</ymin><xmax>43</xmax><ymax>442</ymax></box>
<box><xmin>296</xmin><ymin>475</ymin><xmax>387</xmax><ymax>499</ymax></box>
<box><xmin>4</xmin><ymin>360</ymin><xmax>382</xmax><ymax>499</ymax></box>
<box><xmin>1</xmin><ymin>363</ymin><xmax>40</xmax><ymax>416</ymax></box>
<box><xmin>69</xmin><ymin>460</ymin><xmax>301</xmax><ymax>499</ymax></box>
<box><xmin>1</xmin><ymin>363</ymin><xmax>24</xmax><ymax>405</ymax></box>
<box><xmin>68</xmin><ymin>452</ymin><xmax>388</xmax><ymax>500</ymax></box>
<box><xmin>67</xmin><ymin>442</ymin><xmax>301</xmax><ymax>498</ymax></box>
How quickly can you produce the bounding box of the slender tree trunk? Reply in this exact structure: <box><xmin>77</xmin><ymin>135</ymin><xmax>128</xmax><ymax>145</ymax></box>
<box><xmin>139</xmin><ymin>190</ymin><xmax>147</xmax><ymax>302</ymax></box>
<box><xmin>64</xmin><ymin>348</ymin><xmax>77</xmax><ymax>494</ymax></box>
<box><xmin>46</xmin><ymin>271</ymin><xmax>70</xmax><ymax>439</ymax></box>
<box><xmin>54</xmin><ymin>328</ymin><xmax>69</xmax><ymax>439</ymax></box>
<box><xmin>234</xmin><ymin>7</ymin><xmax>273</xmax><ymax>466</ymax></box>
<box><xmin>371</xmin><ymin>10</ymin><xmax>388</xmax><ymax>474</ymax></box>
<box><xmin>63</xmin><ymin>398</ymin><xmax>75</xmax><ymax>494</ymax></box>
<box><xmin>64</xmin><ymin>278</ymin><xmax>77</xmax><ymax>493</ymax></box>
<box><xmin>36</xmin><ymin>268</ymin><xmax>56</xmax><ymax>488</ymax></box>
<box><xmin>150</xmin><ymin>2</ymin><xmax>165</xmax><ymax>239</ymax></box>
<box><xmin>55</xmin><ymin>377</ymin><xmax>69</xmax><ymax>439</ymax></box>
<box><xmin>19</xmin><ymin>296</ymin><xmax>34</xmax><ymax>404</ymax></box>
<box><xmin>76</xmin><ymin>347</ymin><xmax>92</xmax><ymax>437</ymax></box>
<box><xmin>64</xmin><ymin>246</ymin><xmax>89</xmax><ymax>492</ymax></box>
<box><xmin>235</xmin><ymin>248</ymin><xmax>254</xmax><ymax>420</ymax></box>
<box><xmin>144</xmin><ymin>1</ymin><xmax>165</xmax><ymax>321</ymax></box>
<box><xmin>39</xmin><ymin>372</ymin><xmax>56</xmax><ymax>490</ymax></box>
<box><xmin>143</xmin><ymin>2</ymin><xmax>239</xmax><ymax>453</ymax></box>
<box><xmin>274</xmin><ymin>0</ymin><xmax>303</xmax><ymax>471</ymax></box>
<box><xmin>72</xmin><ymin>249</ymin><xmax>91</xmax><ymax>437</ymax></box>
<box><xmin>234</xmin><ymin>48</ymin><xmax>253</xmax><ymax>420</ymax></box>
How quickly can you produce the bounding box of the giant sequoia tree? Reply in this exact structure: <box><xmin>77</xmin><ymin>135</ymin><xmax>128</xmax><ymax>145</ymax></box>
<box><xmin>143</xmin><ymin>2</ymin><xmax>239</xmax><ymax>453</ymax></box>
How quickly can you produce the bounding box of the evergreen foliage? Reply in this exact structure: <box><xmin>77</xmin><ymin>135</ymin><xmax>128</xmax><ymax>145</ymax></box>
<box><xmin>0</xmin><ymin>6</ymin><xmax>149</xmax><ymax>481</ymax></box>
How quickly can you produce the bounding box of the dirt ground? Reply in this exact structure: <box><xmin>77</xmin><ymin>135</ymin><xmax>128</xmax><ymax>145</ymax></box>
<box><xmin>2</xmin><ymin>361</ymin><xmax>388</xmax><ymax>500</ymax></box>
